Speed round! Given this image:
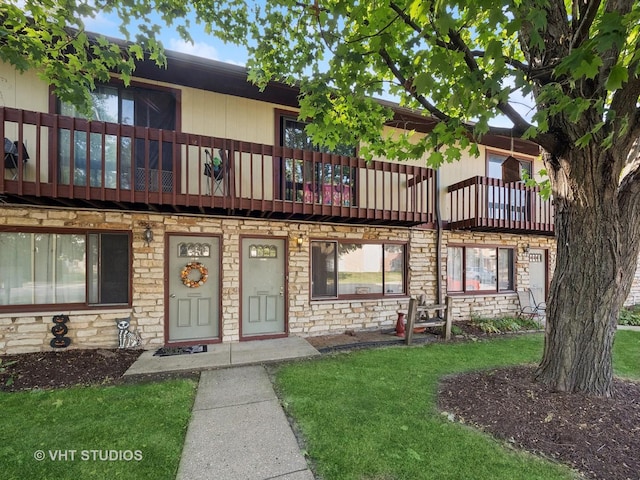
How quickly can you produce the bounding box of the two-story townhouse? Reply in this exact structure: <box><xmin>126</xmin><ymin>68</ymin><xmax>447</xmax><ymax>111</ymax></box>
<box><xmin>0</xmin><ymin>44</ymin><xmax>606</xmax><ymax>355</ymax></box>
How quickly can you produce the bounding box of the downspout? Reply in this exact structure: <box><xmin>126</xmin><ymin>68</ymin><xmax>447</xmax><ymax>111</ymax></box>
<box><xmin>435</xmin><ymin>168</ymin><xmax>443</xmax><ymax>305</ymax></box>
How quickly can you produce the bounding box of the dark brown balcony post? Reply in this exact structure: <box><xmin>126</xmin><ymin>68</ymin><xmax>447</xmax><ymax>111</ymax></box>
<box><xmin>16</xmin><ymin>109</ymin><xmax>25</xmax><ymax>194</ymax></box>
<box><xmin>229</xmin><ymin>140</ymin><xmax>237</xmax><ymax>210</ymax></box>
<box><xmin>34</xmin><ymin>112</ymin><xmax>42</xmax><ymax>197</ymax></box>
<box><xmin>260</xmin><ymin>143</ymin><xmax>267</xmax><ymax>212</ymax></box>
<box><xmin>51</xmin><ymin>113</ymin><xmax>59</xmax><ymax>198</ymax></box>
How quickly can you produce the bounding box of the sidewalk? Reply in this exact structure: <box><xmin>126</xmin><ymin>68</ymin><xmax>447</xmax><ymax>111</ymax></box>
<box><xmin>177</xmin><ymin>366</ymin><xmax>315</xmax><ymax>480</ymax></box>
<box><xmin>123</xmin><ymin>337</ymin><xmax>320</xmax><ymax>480</ymax></box>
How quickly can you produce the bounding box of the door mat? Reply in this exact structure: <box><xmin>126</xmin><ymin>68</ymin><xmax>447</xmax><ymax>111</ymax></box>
<box><xmin>153</xmin><ymin>345</ymin><xmax>208</xmax><ymax>357</ymax></box>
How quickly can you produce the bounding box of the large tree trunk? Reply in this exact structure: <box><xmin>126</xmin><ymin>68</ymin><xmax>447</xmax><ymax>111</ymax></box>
<box><xmin>534</xmin><ymin>148</ymin><xmax>640</xmax><ymax>396</ymax></box>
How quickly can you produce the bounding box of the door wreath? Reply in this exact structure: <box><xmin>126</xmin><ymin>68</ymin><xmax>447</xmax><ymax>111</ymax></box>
<box><xmin>180</xmin><ymin>262</ymin><xmax>209</xmax><ymax>288</ymax></box>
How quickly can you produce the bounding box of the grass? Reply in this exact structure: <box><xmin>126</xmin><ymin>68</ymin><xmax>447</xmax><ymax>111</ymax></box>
<box><xmin>0</xmin><ymin>378</ymin><xmax>197</xmax><ymax>480</ymax></box>
<box><xmin>276</xmin><ymin>331</ymin><xmax>640</xmax><ymax>480</ymax></box>
<box><xmin>613</xmin><ymin>329</ymin><xmax>640</xmax><ymax>379</ymax></box>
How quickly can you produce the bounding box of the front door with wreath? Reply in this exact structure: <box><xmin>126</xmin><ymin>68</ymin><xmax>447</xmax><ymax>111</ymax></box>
<box><xmin>167</xmin><ymin>234</ymin><xmax>220</xmax><ymax>343</ymax></box>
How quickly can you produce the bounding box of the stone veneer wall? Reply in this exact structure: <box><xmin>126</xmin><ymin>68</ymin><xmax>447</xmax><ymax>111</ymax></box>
<box><xmin>9</xmin><ymin>205</ymin><xmax>620</xmax><ymax>354</ymax></box>
<box><xmin>0</xmin><ymin>205</ymin><xmax>437</xmax><ymax>354</ymax></box>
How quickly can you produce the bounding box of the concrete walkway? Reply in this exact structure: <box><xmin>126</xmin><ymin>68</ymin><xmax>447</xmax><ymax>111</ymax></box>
<box><xmin>123</xmin><ymin>337</ymin><xmax>320</xmax><ymax>480</ymax></box>
<box><xmin>123</xmin><ymin>336</ymin><xmax>320</xmax><ymax>377</ymax></box>
<box><xmin>177</xmin><ymin>366</ymin><xmax>315</xmax><ymax>480</ymax></box>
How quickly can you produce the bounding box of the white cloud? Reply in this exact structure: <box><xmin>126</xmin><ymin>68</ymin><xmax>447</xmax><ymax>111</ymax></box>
<box><xmin>167</xmin><ymin>38</ymin><xmax>220</xmax><ymax>60</ymax></box>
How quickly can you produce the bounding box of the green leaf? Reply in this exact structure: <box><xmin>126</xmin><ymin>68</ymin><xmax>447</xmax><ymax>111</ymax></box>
<box><xmin>606</xmin><ymin>64</ymin><xmax>628</xmax><ymax>90</ymax></box>
<box><xmin>574</xmin><ymin>54</ymin><xmax>603</xmax><ymax>80</ymax></box>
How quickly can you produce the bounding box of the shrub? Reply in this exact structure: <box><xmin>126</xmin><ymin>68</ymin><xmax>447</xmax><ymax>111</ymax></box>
<box><xmin>470</xmin><ymin>315</ymin><xmax>541</xmax><ymax>334</ymax></box>
<box><xmin>450</xmin><ymin>324</ymin><xmax>464</xmax><ymax>336</ymax></box>
<box><xmin>619</xmin><ymin>306</ymin><xmax>640</xmax><ymax>326</ymax></box>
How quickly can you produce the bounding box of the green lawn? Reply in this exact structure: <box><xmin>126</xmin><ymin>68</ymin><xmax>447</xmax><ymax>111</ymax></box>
<box><xmin>0</xmin><ymin>379</ymin><xmax>197</xmax><ymax>480</ymax></box>
<box><xmin>275</xmin><ymin>331</ymin><xmax>640</xmax><ymax>480</ymax></box>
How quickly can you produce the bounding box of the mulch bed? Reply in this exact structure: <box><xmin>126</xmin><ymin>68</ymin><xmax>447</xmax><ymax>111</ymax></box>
<box><xmin>439</xmin><ymin>365</ymin><xmax>640</xmax><ymax>480</ymax></box>
<box><xmin>0</xmin><ymin>348</ymin><xmax>142</xmax><ymax>392</ymax></box>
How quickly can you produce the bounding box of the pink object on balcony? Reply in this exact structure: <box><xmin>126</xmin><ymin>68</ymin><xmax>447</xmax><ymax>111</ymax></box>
<box><xmin>303</xmin><ymin>184</ymin><xmax>351</xmax><ymax>206</ymax></box>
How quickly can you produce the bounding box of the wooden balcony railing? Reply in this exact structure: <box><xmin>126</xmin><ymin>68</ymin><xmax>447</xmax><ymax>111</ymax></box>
<box><xmin>447</xmin><ymin>176</ymin><xmax>554</xmax><ymax>235</ymax></box>
<box><xmin>1</xmin><ymin>107</ymin><xmax>435</xmax><ymax>226</ymax></box>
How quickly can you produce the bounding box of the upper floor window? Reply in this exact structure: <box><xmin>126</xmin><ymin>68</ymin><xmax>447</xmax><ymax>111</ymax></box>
<box><xmin>57</xmin><ymin>82</ymin><xmax>178</xmax><ymax>191</ymax></box>
<box><xmin>311</xmin><ymin>240</ymin><xmax>406</xmax><ymax>299</ymax></box>
<box><xmin>0</xmin><ymin>230</ymin><xmax>131</xmax><ymax>309</ymax></box>
<box><xmin>447</xmin><ymin>245</ymin><xmax>514</xmax><ymax>294</ymax></box>
<box><xmin>278</xmin><ymin>113</ymin><xmax>357</xmax><ymax>206</ymax></box>
<box><xmin>487</xmin><ymin>152</ymin><xmax>532</xmax><ymax>181</ymax></box>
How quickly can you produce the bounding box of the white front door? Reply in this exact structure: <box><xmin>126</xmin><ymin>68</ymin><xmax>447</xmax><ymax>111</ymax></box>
<box><xmin>241</xmin><ymin>237</ymin><xmax>286</xmax><ymax>338</ymax></box>
<box><xmin>529</xmin><ymin>248</ymin><xmax>547</xmax><ymax>305</ymax></box>
<box><xmin>168</xmin><ymin>235</ymin><xmax>220</xmax><ymax>342</ymax></box>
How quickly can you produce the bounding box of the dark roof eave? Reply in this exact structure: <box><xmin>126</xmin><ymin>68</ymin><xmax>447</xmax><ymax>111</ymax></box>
<box><xmin>134</xmin><ymin>48</ymin><xmax>539</xmax><ymax>156</ymax></box>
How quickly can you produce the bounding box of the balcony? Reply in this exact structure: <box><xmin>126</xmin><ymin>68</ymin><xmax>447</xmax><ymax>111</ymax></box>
<box><xmin>447</xmin><ymin>176</ymin><xmax>554</xmax><ymax>235</ymax></box>
<box><xmin>1</xmin><ymin>107</ymin><xmax>435</xmax><ymax>227</ymax></box>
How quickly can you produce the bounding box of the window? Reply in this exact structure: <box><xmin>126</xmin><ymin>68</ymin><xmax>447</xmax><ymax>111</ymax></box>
<box><xmin>447</xmin><ymin>246</ymin><xmax>514</xmax><ymax>293</ymax></box>
<box><xmin>487</xmin><ymin>153</ymin><xmax>532</xmax><ymax>180</ymax></box>
<box><xmin>279</xmin><ymin>114</ymin><xmax>356</xmax><ymax>206</ymax></box>
<box><xmin>58</xmin><ymin>83</ymin><xmax>177</xmax><ymax>191</ymax></box>
<box><xmin>311</xmin><ymin>241</ymin><xmax>406</xmax><ymax>299</ymax></box>
<box><xmin>0</xmin><ymin>231</ymin><xmax>130</xmax><ymax>308</ymax></box>
<box><xmin>487</xmin><ymin>152</ymin><xmax>533</xmax><ymax>222</ymax></box>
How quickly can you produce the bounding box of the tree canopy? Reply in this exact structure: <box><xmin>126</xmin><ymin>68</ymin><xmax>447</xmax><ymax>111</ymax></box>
<box><xmin>3</xmin><ymin>0</ymin><xmax>640</xmax><ymax>395</ymax></box>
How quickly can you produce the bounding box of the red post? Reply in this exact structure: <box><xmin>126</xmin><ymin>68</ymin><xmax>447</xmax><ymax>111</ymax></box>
<box><xmin>395</xmin><ymin>311</ymin><xmax>406</xmax><ymax>337</ymax></box>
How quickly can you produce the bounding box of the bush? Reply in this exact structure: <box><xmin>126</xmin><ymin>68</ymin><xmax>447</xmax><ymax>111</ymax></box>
<box><xmin>450</xmin><ymin>324</ymin><xmax>464</xmax><ymax>336</ymax></box>
<box><xmin>470</xmin><ymin>315</ymin><xmax>541</xmax><ymax>334</ymax></box>
<box><xmin>619</xmin><ymin>305</ymin><xmax>640</xmax><ymax>326</ymax></box>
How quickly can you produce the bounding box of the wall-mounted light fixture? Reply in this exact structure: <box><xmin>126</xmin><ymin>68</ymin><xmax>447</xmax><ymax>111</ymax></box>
<box><xmin>143</xmin><ymin>225</ymin><xmax>154</xmax><ymax>246</ymax></box>
<box><xmin>296</xmin><ymin>236</ymin><xmax>303</xmax><ymax>251</ymax></box>
<box><xmin>523</xmin><ymin>243</ymin><xmax>530</xmax><ymax>254</ymax></box>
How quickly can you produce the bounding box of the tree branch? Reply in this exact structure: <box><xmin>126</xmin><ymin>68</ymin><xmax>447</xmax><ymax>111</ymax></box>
<box><xmin>388</xmin><ymin>1</ymin><xmax>533</xmax><ymax>136</ymax></box>
<box><xmin>571</xmin><ymin>0</ymin><xmax>602</xmax><ymax>49</ymax></box>
<box><xmin>378</xmin><ymin>48</ymin><xmax>451</xmax><ymax>123</ymax></box>
<box><xmin>445</xmin><ymin>29</ymin><xmax>533</xmax><ymax>135</ymax></box>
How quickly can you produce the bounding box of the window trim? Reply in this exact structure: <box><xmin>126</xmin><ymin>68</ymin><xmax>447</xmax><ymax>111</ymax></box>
<box><xmin>0</xmin><ymin>227</ymin><xmax>132</xmax><ymax>313</ymax></box>
<box><xmin>310</xmin><ymin>239</ymin><xmax>408</xmax><ymax>301</ymax></box>
<box><xmin>446</xmin><ymin>243</ymin><xmax>516</xmax><ymax>295</ymax></box>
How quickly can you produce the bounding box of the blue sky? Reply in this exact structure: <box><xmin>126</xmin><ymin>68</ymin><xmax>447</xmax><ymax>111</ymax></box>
<box><xmin>82</xmin><ymin>9</ymin><xmax>250</xmax><ymax>66</ymax></box>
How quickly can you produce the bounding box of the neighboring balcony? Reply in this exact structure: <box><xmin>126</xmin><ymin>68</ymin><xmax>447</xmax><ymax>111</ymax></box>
<box><xmin>1</xmin><ymin>107</ymin><xmax>435</xmax><ymax>227</ymax></box>
<box><xmin>447</xmin><ymin>176</ymin><xmax>555</xmax><ymax>235</ymax></box>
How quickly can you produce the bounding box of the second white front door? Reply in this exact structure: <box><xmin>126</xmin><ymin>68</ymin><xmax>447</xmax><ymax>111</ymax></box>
<box><xmin>241</xmin><ymin>237</ymin><xmax>286</xmax><ymax>338</ymax></box>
